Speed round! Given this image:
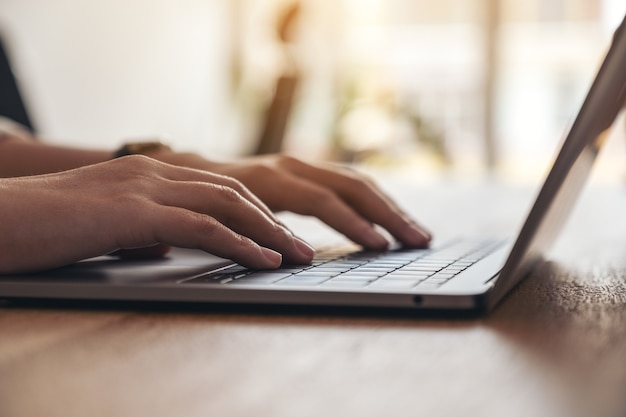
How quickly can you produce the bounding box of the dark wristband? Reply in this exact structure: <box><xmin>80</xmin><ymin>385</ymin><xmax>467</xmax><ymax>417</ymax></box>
<box><xmin>113</xmin><ymin>141</ymin><xmax>171</xmax><ymax>159</ymax></box>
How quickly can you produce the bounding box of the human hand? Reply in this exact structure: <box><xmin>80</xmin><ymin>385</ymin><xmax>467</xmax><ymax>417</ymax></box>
<box><xmin>156</xmin><ymin>153</ymin><xmax>432</xmax><ymax>250</ymax></box>
<box><xmin>0</xmin><ymin>156</ymin><xmax>314</xmax><ymax>273</ymax></box>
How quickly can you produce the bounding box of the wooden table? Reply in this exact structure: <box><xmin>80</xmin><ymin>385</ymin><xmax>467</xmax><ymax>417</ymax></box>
<box><xmin>1</xmin><ymin>179</ymin><xmax>625</xmax><ymax>417</ymax></box>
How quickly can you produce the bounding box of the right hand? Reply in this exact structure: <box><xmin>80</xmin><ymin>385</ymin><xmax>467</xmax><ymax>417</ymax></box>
<box><xmin>0</xmin><ymin>155</ymin><xmax>315</xmax><ymax>274</ymax></box>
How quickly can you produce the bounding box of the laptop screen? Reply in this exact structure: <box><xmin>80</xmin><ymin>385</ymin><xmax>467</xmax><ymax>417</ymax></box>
<box><xmin>490</xmin><ymin>14</ymin><xmax>626</xmax><ymax>304</ymax></box>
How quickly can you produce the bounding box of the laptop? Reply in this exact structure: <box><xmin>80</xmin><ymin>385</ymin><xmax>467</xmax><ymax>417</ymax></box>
<box><xmin>1</xmin><ymin>16</ymin><xmax>625</xmax><ymax>314</ymax></box>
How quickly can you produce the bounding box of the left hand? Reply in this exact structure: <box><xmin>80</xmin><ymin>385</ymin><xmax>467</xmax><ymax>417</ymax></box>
<box><xmin>155</xmin><ymin>152</ymin><xmax>432</xmax><ymax>251</ymax></box>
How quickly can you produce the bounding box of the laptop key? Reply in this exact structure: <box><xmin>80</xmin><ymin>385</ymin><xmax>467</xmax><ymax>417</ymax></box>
<box><xmin>386</xmin><ymin>269</ymin><xmax>432</xmax><ymax>277</ymax></box>
<box><xmin>274</xmin><ymin>275</ymin><xmax>332</xmax><ymax>286</ymax></box>
<box><xmin>183</xmin><ymin>272</ymin><xmax>241</xmax><ymax>284</ymax></box>
<box><xmin>331</xmin><ymin>274</ymin><xmax>378</xmax><ymax>282</ymax></box>
<box><xmin>401</xmin><ymin>265</ymin><xmax>444</xmax><ymax>272</ymax></box>
<box><xmin>227</xmin><ymin>272</ymin><xmax>293</xmax><ymax>285</ymax></box>
<box><xmin>349</xmin><ymin>267</ymin><xmax>391</xmax><ymax>276</ymax></box>
<box><xmin>339</xmin><ymin>271</ymin><xmax>383</xmax><ymax>279</ymax></box>
<box><xmin>311</xmin><ymin>267</ymin><xmax>351</xmax><ymax>273</ymax></box>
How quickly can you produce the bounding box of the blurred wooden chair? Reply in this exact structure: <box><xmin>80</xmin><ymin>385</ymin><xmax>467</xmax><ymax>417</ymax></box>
<box><xmin>252</xmin><ymin>2</ymin><xmax>300</xmax><ymax>155</ymax></box>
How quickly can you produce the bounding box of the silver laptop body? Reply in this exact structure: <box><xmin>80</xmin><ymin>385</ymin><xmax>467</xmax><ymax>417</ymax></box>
<box><xmin>1</xmin><ymin>16</ymin><xmax>625</xmax><ymax>313</ymax></box>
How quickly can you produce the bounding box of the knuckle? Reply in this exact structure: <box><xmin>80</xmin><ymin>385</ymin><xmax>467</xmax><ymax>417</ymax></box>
<box><xmin>110</xmin><ymin>155</ymin><xmax>160</xmax><ymax>183</ymax></box>
<box><xmin>269</xmin><ymin>220</ymin><xmax>288</xmax><ymax>238</ymax></box>
<box><xmin>275</xmin><ymin>154</ymin><xmax>302</xmax><ymax>170</ymax></box>
<box><xmin>104</xmin><ymin>162</ymin><xmax>167</xmax><ymax>207</ymax></box>
<box><xmin>114</xmin><ymin>154</ymin><xmax>158</xmax><ymax>171</ymax></box>
<box><xmin>336</xmin><ymin>168</ymin><xmax>376</xmax><ymax>193</ymax></box>
<box><xmin>221</xmin><ymin>176</ymin><xmax>247</xmax><ymax>194</ymax></box>
<box><xmin>193</xmin><ymin>215</ymin><xmax>254</xmax><ymax>252</ymax></box>
<box><xmin>212</xmin><ymin>183</ymin><xmax>243</xmax><ymax>204</ymax></box>
<box><xmin>250</xmin><ymin>163</ymin><xmax>281</xmax><ymax>180</ymax></box>
<box><xmin>182</xmin><ymin>214</ymin><xmax>230</xmax><ymax>252</ymax></box>
<box><xmin>342</xmin><ymin>166</ymin><xmax>371</xmax><ymax>182</ymax></box>
<box><xmin>192</xmin><ymin>214</ymin><xmax>222</xmax><ymax>238</ymax></box>
<box><xmin>231</xmin><ymin>233</ymin><xmax>253</xmax><ymax>251</ymax></box>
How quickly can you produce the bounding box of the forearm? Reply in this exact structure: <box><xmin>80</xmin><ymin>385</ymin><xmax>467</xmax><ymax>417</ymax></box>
<box><xmin>0</xmin><ymin>132</ymin><xmax>111</xmax><ymax>177</ymax></box>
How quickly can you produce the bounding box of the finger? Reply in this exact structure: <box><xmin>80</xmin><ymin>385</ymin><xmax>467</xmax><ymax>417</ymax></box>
<box><xmin>142</xmin><ymin>206</ymin><xmax>284</xmax><ymax>269</ymax></box>
<box><xmin>265</xmin><ymin>173</ymin><xmax>391</xmax><ymax>250</ymax></box>
<box><xmin>331</xmin><ymin>171</ymin><xmax>432</xmax><ymax>246</ymax></box>
<box><xmin>153</xmin><ymin>180</ymin><xmax>314</xmax><ymax>264</ymax></box>
<box><xmin>154</xmin><ymin>161</ymin><xmax>286</xmax><ymax>229</ymax></box>
<box><xmin>281</xmin><ymin>160</ymin><xmax>431</xmax><ymax>247</ymax></box>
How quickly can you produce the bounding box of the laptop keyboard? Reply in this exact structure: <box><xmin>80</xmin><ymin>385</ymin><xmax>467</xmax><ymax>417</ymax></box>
<box><xmin>182</xmin><ymin>239</ymin><xmax>503</xmax><ymax>290</ymax></box>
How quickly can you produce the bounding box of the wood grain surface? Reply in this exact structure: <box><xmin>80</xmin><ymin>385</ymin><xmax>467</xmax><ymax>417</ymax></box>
<box><xmin>1</xmin><ymin>181</ymin><xmax>624</xmax><ymax>417</ymax></box>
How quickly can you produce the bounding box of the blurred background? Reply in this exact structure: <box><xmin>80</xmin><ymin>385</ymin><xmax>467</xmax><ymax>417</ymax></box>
<box><xmin>0</xmin><ymin>0</ymin><xmax>624</xmax><ymax>184</ymax></box>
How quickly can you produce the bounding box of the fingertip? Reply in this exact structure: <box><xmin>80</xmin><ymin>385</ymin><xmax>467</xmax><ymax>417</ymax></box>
<box><xmin>292</xmin><ymin>236</ymin><xmax>315</xmax><ymax>262</ymax></box>
<box><xmin>400</xmin><ymin>223</ymin><xmax>432</xmax><ymax>248</ymax></box>
<box><xmin>415</xmin><ymin>222</ymin><xmax>433</xmax><ymax>243</ymax></box>
<box><xmin>361</xmin><ymin>229</ymin><xmax>390</xmax><ymax>251</ymax></box>
<box><xmin>260</xmin><ymin>246</ymin><xmax>283</xmax><ymax>269</ymax></box>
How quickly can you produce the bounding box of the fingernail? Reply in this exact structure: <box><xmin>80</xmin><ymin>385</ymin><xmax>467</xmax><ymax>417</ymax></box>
<box><xmin>293</xmin><ymin>236</ymin><xmax>315</xmax><ymax>260</ymax></box>
<box><xmin>260</xmin><ymin>247</ymin><xmax>282</xmax><ymax>268</ymax></box>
